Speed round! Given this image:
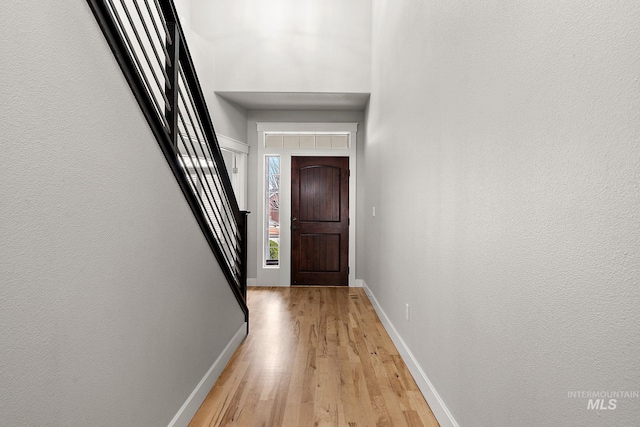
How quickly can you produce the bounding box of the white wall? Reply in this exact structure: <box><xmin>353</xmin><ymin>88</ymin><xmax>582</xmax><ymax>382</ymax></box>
<box><xmin>245</xmin><ymin>110</ymin><xmax>366</xmax><ymax>282</ymax></box>
<box><xmin>175</xmin><ymin>0</ymin><xmax>248</xmax><ymax>143</ymax></box>
<box><xmin>0</xmin><ymin>1</ymin><xmax>244</xmax><ymax>426</ymax></box>
<box><xmin>190</xmin><ymin>0</ymin><xmax>371</xmax><ymax>94</ymax></box>
<box><xmin>364</xmin><ymin>1</ymin><xmax>640</xmax><ymax>426</ymax></box>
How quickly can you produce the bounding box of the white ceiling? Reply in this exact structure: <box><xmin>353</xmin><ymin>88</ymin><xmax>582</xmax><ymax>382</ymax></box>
<box><xmin>215</xmin><ymin>92</ymin><xmax>370</xmax><ymax>111</ymax></box>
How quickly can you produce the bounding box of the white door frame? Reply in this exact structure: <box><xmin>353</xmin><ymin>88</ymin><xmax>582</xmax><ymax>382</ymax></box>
<box><xmin>217</xmin><ymin>134</ymin><xmax>249</xmax><ymax>210</ymax></box>
<box><xmin>256</xmin><ymin>122</ymin><xmax>358</xmax><ymax>287</ymax></box>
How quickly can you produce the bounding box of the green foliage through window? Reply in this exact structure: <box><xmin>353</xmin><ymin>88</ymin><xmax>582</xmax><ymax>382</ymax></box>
<box><xmin>269</xmin><ymin>240</ymin><xmax>279</xmax><ymax>260</ymax></box>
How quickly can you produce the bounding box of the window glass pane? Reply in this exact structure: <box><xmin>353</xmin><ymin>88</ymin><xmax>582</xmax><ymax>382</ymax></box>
<box><xmin>265</xmin><ymin>156</ymin><xmax>280</xmax><ymax>266</ymax></box>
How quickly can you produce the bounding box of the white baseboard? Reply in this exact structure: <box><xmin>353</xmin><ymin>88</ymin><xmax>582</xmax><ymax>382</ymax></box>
<box><xmin>361</xmin><ymin>281</ymin><xmax>459</xmax><ymax>427</ymax></box>
<box><xmin>167</xmin><ymin>323</ymin><xmax>247</xmax><ymax>427</ymax></box>
<box><xmin>250</xmin><ymin>280</ymin><xmax>361</xmax><ymax>288</ymax></box>
<box><xmin>247</xmin><ymin>278</ymin><xmax>290</xmax><ymax>287</ymax></box>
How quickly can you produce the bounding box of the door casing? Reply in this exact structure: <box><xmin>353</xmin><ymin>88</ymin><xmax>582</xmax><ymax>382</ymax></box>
<box><xmin>255</xmin><ymin>122</ymin><xmax>358</xmax><ymax>287</ymax></box>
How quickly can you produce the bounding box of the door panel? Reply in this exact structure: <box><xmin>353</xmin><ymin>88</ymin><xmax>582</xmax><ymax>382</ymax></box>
<box><xmin>299</xmin><ymin>166</ymin><xmax>341</xmax><ymax>222</ymax></box>
<box><xmin>291</xmin><ymin>156</ymin><xmax>349</xmax><ymax>286</ymax></box>
<box><xmin>299</xmin><ymin>234</ymin><xmax>341</xmax><ymax>272</ymax></box>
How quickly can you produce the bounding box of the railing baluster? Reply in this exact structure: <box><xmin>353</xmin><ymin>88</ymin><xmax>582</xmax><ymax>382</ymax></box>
<box><xmin>153</xmin><ymin>0</ymin><xmax>173</xmax><ymax>45</ymax></box>
<box><xmin>175</xmin><ymin>78</ymin><xmax>240</xmax><ymax>250</ymax></box>
<box><xmin>142</xmin><ymin>0</ymin><xmax>171</xmax><ymax>63</ymax></box>
<box><xmin>178</xmin><ymin>66</ymin><xmax>241</xmax><ymax>256</ymax></box>
<box><xmin>115</xmin><ymin>0</ymin><xmax>171</xmax><ymax>108</ymax></box>
<box><xmin>165</xmin><ymin>22</ymin><xmax>179</xmax><ymax>145</ymax></box>
<box><xmin>178</xmin><ymin>66</ymin><xmax>239</xmax><ymax>219</ymax></box>
<box><xmin>176</xmin><ymin>85</ymin><xmax>238</xmax><ymax>267</ymax></box>
<box><xmin>105</xmin><ymin>0</ymin><xmax>170</xmax><ymax>127</ymax></box>
<box><xmin>131</xmin><ymin>0</ymin><xmax>172</xmax><ymax>87</ymax></box>
<box><xmin>177</xmin><ymin>131</ymin><xmax>235</xmax><ymax>276</ymax></box>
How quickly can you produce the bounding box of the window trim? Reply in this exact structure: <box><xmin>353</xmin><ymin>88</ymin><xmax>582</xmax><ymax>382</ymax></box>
<box><xmin>255</xmin><ymin>122</ymin><xmax>358</xmax><ymax>287</ymax></box>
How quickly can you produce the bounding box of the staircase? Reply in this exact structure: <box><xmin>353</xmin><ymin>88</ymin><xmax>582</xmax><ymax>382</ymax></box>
<box><xmin>86</xmin><ymin>0</ymin><xmax>249</xmax><ymax>329</ymax></box>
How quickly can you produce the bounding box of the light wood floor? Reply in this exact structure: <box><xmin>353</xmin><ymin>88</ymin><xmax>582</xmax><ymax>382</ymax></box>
<box><xmin>189</xmin><ymin>287</ymin><xmax>439</xmax><ymax>427</ymax></box>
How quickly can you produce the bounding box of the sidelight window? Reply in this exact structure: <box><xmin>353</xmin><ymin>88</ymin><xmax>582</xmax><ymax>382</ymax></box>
<box><xmin>265</xmin><ymin>156</ymin><xmax>280</xmax><ymax>266</ymax></box>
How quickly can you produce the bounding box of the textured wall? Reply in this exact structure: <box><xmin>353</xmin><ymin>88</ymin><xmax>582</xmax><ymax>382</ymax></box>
<box><xmin>0</xmin><ymin>1</ymin><xmax>244</xmax><ymax>426</ymax></box>
<box><xmin>364</xmin><ymin>0</ymin><xmax>640</xmax><ymax>426</ymax></box>
<box><xmin>190</xmin><ymin>0</ymin><xmax>371</xmax><ymax>94</ymax></box>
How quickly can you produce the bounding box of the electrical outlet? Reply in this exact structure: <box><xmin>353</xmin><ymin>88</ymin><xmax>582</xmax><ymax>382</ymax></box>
<box><xmin>405</xmin><ymin>303</ymin><xmax>410</xmax><ymax>321</ymax></box>
<box><xmin>372</xmin><ymin>206</ymin><xmax>376</xmax><ymax>217</ymax></box>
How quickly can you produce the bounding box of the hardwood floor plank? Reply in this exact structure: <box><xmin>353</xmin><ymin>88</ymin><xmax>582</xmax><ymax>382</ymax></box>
<box><xmin>188</xmin><ymin>287</ymin><xmax>439</xmax><ymax>427</ymax></box>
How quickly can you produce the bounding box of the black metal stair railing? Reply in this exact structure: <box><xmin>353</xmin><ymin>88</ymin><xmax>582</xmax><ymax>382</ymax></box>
<box><xmin>86</xmin><ymin>0</ymin><xmax>249</xmax><ymax>328</ymax></box>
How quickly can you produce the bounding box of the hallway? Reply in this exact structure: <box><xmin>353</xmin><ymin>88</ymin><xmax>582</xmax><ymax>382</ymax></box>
<box><xmin>3</xmin><ymin>1</ymin><xmax>639</xmax><ymax>425</ymax></box>
<box><xmin>189</xmin><ymin>287</ymin><xmax>439</xmax><ymax>426</ymax></box>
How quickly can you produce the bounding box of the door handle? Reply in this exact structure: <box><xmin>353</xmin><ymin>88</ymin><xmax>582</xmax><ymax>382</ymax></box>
<box><xmin>292</xmin><ymin>226</ymin><xmax>300</xmax><ymax>230</ymax></box>
<box><xmin>292</xmin><ymin>217</ymin><xmax>298</xmax><ymax>221</ymax></box>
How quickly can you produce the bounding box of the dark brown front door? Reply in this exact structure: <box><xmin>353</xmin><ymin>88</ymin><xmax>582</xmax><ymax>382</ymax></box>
<box><xmin>291</xmin><ymin>156</ymin><xmax>349</xmax><ymax>286</ymax></box>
